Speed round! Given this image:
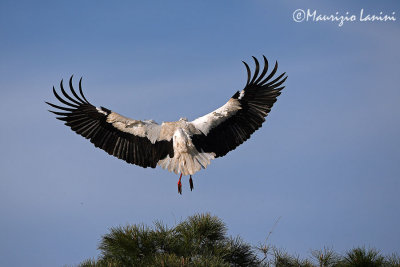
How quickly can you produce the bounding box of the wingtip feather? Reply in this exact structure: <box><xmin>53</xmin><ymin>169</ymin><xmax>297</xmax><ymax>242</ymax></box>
<box><xmin>242</xmin><ymin>61</ymin><xmax>251</xmax><ymax>86</ymax></box>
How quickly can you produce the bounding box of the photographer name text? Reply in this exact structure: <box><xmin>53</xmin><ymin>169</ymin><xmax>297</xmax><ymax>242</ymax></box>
<box><xmin>293</xmin><ymin>9</ymin><xmax>396</xmax><ymax>27</ymax></box>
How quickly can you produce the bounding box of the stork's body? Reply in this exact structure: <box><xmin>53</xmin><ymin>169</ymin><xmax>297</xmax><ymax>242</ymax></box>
<box><xmin>46</xmin><ymin>56</ymin><xmax>287</xmax><ymax>194</ymax></box>
<box><xmin>160</xmin><ymin>122</ymin><xmax>215</xmax><ymax>176</ymax></box>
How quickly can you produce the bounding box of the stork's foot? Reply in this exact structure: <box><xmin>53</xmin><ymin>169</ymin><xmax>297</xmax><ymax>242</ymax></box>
<box><xmin>177</xmin><ymin>174</ymin><xmax>194</xmax><ymax>194</ymax></box>
<box><xmin>189</xmin><ymin>175</ymin><xmax>194</xmax><ymax>191</ymax></box>
<box><xmin>177</xmin><ymin>173</ymin><xmax>182</xmax><ymax>195</ymax></box>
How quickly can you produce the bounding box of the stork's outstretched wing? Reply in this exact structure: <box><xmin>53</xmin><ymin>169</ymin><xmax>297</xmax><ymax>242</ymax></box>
<box><xmin>46</xmin><ymin>77</ymin><xmax>173</xmax><ymax>168</ymax></box>
<box><xmin>191</xmin><ymin>56</ymin><xmax>287</xmax><ymax>158</ymax></box>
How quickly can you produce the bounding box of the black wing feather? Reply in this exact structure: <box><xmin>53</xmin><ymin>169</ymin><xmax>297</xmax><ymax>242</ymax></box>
<box><xmin>192</xmin><ymin>56</ymin><xmax>287</xmax><ymax>158</ymax></box>
<box><xmin>47</xmin><ymin>76</ymin><xmax>173</xmax><ymax>168</ymax></box>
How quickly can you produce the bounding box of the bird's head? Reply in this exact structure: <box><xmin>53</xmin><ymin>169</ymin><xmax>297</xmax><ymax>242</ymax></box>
<box><xmin>179</xmin><ymin>117</ymin><xmax>188</xmax><ymax>122</ymax></box>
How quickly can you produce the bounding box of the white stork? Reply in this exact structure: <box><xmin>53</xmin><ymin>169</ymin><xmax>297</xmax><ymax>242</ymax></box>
<box><xmin>47</xmin><ymin>56</ymin><xmax>287</xmax><ymax>194</ymax></box>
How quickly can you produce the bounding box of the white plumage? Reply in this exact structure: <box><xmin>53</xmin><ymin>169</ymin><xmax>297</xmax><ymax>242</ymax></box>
<box><xmin>47</xmin><ymin>56</ymin><xmax>287</xmax><ymax>193</ymax></box>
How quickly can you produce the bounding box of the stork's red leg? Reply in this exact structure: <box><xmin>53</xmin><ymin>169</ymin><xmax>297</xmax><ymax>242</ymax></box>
<box><xmin>177</xmin><ymin>173</ymin><xmax>182</xmax><ymax>194</ymax></box>
<box><xmin>189</xmin><ymin>175</ymin><xmax>194</xmax><ymax>191</ymax></box>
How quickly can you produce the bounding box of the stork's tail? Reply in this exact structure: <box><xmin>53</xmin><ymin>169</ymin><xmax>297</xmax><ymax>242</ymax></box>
<box><xmin>157</xmin><ymin>150</ymin><xmax>215</xmax><ymax>176</ymax></box>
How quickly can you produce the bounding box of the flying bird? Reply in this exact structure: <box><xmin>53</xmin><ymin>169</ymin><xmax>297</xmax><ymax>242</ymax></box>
<box><xmin>46</xmin><ymin>56</ymin><xmax>287</xmax><ymax>194</ymax></box>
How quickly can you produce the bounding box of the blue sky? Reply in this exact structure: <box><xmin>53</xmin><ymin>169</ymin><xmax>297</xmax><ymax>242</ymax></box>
<box><xmin>0</xmin><ymin>0</ymin><xmax>399</xmax><ymax>266</ymax></box>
